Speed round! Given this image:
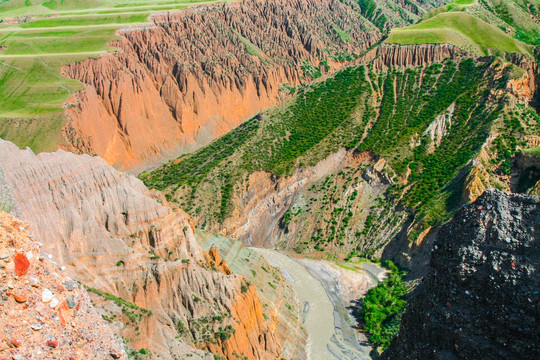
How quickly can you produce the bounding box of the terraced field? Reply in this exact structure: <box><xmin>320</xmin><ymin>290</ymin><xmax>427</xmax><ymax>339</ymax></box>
<box><xmin>0</xmin><ymin>0</ymin><xmax>226</xmax><ymax>150</ymax></box>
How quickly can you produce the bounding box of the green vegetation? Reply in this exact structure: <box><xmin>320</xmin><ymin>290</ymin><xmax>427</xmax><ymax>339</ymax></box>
<box><xmin>358</xmin><ymin>59</ymin><xmax>503</xmax><ymax>228</ymax></box>
<box><xmin>215</xmin><ymin>324</ymin><xmax>235</xmax><ymax>341</ymax></box>
<box><xmin>187</xmin><ymin>312</ymin><xmax>234</xmax><ymax>344</ymax></box>
<box><xmin>523</xmin><ymin>146</ymin><xmax>540</xmax><ymax>158</ymax></box>
<box><xmin>357</xmin><ymin>0</ymin><xmax>387</xmax><ymax>30</ymax></box>
<box><xmin>127</xmin><ymin>347</ymin><xmax>151</xmax><ymax>360</ymax></box>
<box><xmin>360</xmin><ymin>261</ymin><xmax>408</xmax><ymax>351</ymax></box>
<box><xmin>423</xmin><ymin>0</ymin><xmax>476</xmax><ymax>20</ymax></box>
<box><xmin>332</xmin><ymin>24</ymin><xmax>351</xmax><ymax>43</ymax></box>
<box><xmin>233</xmin><ymin>29</ymin><xmax>267</xmax><ymax>62</ymax></box>
<box><xmin>240</xmin><ymin>280</ymin><xmax>250</xmax><ymax>294</ymax></box>
<box><xmin>244</xmin><ymin>66</ymin><xmax>369</xmax><ymax>176</ymax></box>
<box><xmin>84</xmin><ymin>285</ymin><xmax>152</xmax><ymax>324</ymax></box>
<box><xmin>141</xmin><ymin>115</ymin><xmax>260</xmax><ymax>191</ymax></box>
<box><xmin>143</xmin><ymin>58</ymin><xmax>506</xmax><ymax>241</ymax></box>
<box><xmin>386</xmin><ymin>12</ymin><xmax>532</xmax><ymax>55</ymax></box>
<box><xmin>480</xmin><ymin>0</ymin><xmax>540</xmax><ymax>45</ymax></box>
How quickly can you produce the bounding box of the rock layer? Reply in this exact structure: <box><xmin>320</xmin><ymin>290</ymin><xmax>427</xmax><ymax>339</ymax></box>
<box><xmin>361</xmin><ymin>43</ymin><xmax>468</xmax><ymax>70</ymax></box>
<box><xmin>0</xmin><ymin>139</ymin><xmax>287</xmax><ymax>360</ymax></box>
<box><xmin>383</xmin><ymin>190</ymin><xmax>540</xmax><ymax>360</ymax></box>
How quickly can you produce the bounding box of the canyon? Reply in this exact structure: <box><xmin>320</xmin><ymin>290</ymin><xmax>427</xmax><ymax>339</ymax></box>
<box><xmin>59</xmin><ymin>0</ymin><xmax>446</xmax><ymax>172</ymax></box>
<box><xmin>143</xmin><ymin>49</ymin><xmax>536</xmax><ymax>264</ymax></box>
<box><xmin>0</xmin><ymin>0</ymin><xmax>539</xmax><ymax>359</ymax></box>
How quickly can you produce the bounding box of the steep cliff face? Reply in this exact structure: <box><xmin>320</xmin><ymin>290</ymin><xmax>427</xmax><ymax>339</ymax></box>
<box><xmin>383</xmin><ymin>190</ymin><xmax>540</xmax><ymax>360</ymax></box>
<box><xmin>0</xmin><ymin>139</ymin><xmax>290</xmax><ymax>360</ymax></box>
<box><xmin>221</xmin><ymin>150</ymin><xmax>399</xmax><ymax>255</ymax></box>
<box><xmin>62</xmin><ymin>0</ymin><xmax>382</xmax><ymax>171</ymax></box>
<box><xmin>197</xmin><ymin>232</ymin><xmax>308</xmax><ymax>359</ymax></box>
<box><xmin>0</xmin><ymin>212</ymin><xmax>126</xmax><ymax>360</ymax></box>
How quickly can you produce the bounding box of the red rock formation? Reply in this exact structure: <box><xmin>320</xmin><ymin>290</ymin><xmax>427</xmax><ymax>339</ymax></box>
<box><xmin>0</xmin><ymin>139</ymin><xmax>287</xmax><ymax>360</ymax></box>
<box><xmin>362</xmin><ymin>43</ymin><xmax>468</xmax><ymax>70</ymax></box>
<box><xmin>204</xmin><ymin>245</ymin><xmax>232</xmax><ymax>275</ymax></box>
<box><xmin>13</xmin><ymin>253</ymin><xmax>29</xmax><ymax>276</ymax></box>
<box><xmin>0</xmin><ymin>212</ymin><xmax>127</xmax><ymax>360</ymax></box>
<box><xmin>61</xmin><ymin>0</ymin><xmax>381</xmax><ymax>171</ymax></box>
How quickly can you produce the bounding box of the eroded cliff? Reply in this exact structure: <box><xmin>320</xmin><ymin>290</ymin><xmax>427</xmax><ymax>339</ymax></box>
<box><xmin>142</xmin><ymin>54</ymin><xmax>515</xmax><ymax>263</ymax></box>
<box><xmin>60</xmin><ymin>0</ymin><xmax>449</xmax><ymax>171</ymax></box>
<box><xmin>61</xmin><ymin>0</ymin><xmax>382</xmax><ymax>171</ymax></box>
<box><xmin>0</xmin><ymin>139</ymin><xmax>293</xmax><ymax>360</ymax></box>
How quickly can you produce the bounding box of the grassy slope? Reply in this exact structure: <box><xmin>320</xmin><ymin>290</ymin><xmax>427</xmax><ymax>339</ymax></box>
<box><xmin>470</xmin><ymin>0</ymin><xmax>540</xmax><ymax>46</ymax></box>
<box><xmin>0</xmin><ymin>0</ymin><xmax>225</xmax><ymax>151</ymax></box>
<box><xmin>386</xmin><ymin>11</ymin><xmax>532</xmax><ymax>55</ymax></box>
<box><xmin>141</xmin><ymin>58</ymin><xmax>507</xmax><ymax>246</ymax></box>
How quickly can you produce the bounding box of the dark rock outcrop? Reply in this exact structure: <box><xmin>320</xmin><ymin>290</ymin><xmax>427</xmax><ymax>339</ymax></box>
<box><xmin>383</xmin><ymin>190</ymin><xmax>540</xmax><ymax>360</ymax></box>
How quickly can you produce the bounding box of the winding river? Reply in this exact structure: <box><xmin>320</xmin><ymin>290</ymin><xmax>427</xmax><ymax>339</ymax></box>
<box><xmin>253</xmin><ymin>248</ymin><xmax>381</xmax><ymax>360</ymax></box>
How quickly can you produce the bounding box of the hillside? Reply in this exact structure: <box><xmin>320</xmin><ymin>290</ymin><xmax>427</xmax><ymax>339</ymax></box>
<box><xmin>386</xmin><ymin>0</ymin><xmax>539</xmax><ymax>55</ymax></box>
<box><xmin>0</xmin><ymin>0</ymin><xmax>539</xmax><ymax>359</ymax></box>
<box><xmin>0</xmin><ymin>0</ymin><xmax>227</xmax><ymax>153</ymax></box>
<box><xmin>0</xmin><ymin>0</ymin><xmax>448</xmax><ymax>170</ymax></box>
<box><xmin>141</xmin><ymin>48</ymin><xmax>537</xmax><ymax>262</ymax></box>
<box><xmin>0</xmin><ymin>138</ymin><xmax>306</xmax><ymax>360</ymax></box>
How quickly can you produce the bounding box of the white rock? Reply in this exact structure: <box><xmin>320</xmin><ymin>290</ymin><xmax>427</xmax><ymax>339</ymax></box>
<box><xmin>49</xmin><ymin>297</ymin><xmax>59</xmax><ymax>308</ymax></box>
<box><xmin>26</xmin><ymin>251</ymin><xmax>33</xmax><ymax>260</ymax></box>
<box><xmin>42</xmin><ymin>289</ymin><xmax>53</xmax><ymax>303</ymax></box>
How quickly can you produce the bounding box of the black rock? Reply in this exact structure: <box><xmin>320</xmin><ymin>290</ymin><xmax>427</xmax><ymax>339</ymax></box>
<box><xmin>383</xmin><ymin>190</ymin><xmax>539</xmax><ymax>360</ymax></box>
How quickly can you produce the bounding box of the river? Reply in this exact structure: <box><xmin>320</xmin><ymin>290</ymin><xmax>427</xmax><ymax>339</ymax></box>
<box><xmin>252</xmin><ymin>248</ymin><xmax>383</xmax><ymax>360</ymax></box>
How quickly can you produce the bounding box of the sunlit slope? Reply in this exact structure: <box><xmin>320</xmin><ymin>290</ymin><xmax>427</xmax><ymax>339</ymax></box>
<box><xmin>386</xmin><ymin>11</ymin><xmax>532</xmax><ymax>56</ymax></box>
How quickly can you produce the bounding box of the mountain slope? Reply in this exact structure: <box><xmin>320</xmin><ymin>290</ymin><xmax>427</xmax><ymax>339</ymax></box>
<box><xmin>142</xmin><ymin>49</ymin><xmax>537</xmax><ymax>263</ymax></box>
<box><xmin>386</xmin><ymin>0</ymin><xmax>539</xmax><ymax>55</ymax></box>
<box><xmin>1</xmin><ymin>0</ymin><xmax>449</xmax><ymax>171</ymax></box>
<box><xmin>0</xmin><ymin>139</ymin><xmax>301</xmax><ymax>360</ymax></box>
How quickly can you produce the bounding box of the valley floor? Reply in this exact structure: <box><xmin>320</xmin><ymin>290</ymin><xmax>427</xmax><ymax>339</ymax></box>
<box><xmin>253</xmin><ymin>248</ymin><xmax>382</xmax><ymax>360</ymax></box>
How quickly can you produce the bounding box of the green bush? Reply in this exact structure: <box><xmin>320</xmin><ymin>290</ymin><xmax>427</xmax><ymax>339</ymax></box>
<box><xmin>360</xmin><ymin>261</ymin><xmax>408</xmax><ymax>350</ymax></box>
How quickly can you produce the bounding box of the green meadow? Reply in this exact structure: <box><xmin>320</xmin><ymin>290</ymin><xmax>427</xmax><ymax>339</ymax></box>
<box><xmin>386</xmin><ymin>11</ymin><xmax>532</xmax><ymax>56</ymax></box>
